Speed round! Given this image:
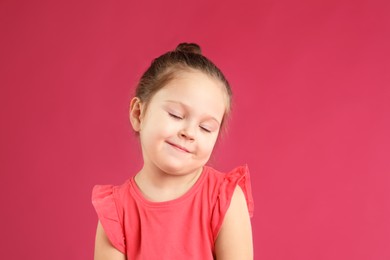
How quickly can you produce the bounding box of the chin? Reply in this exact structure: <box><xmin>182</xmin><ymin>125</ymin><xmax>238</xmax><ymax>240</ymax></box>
<box><xmin>158</xmin><ymin>163</ymin><xmax>203</xmax><ymax>176</ymax></box>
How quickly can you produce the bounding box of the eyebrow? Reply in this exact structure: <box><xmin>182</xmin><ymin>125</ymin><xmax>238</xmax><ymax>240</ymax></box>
<box><xmin>164</xmin><ymin>100</ymin><xmax>222</xmax><ymax>125</ymax></box>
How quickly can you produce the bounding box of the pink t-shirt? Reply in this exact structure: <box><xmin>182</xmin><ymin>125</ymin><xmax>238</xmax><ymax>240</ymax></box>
<box><xmin>92</xmin><ymin>165</ymin><xmax>254</xmax><ymax>259</ymax></box>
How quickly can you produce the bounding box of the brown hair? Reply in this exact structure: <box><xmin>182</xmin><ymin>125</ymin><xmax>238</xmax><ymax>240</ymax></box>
<box><xmin>135</xmin><ymin>43</ymin><xmax>233</xmax><ymax>126</ymax></box>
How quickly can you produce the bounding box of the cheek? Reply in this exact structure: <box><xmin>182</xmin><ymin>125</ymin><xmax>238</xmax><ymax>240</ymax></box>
<box><xmin>143</xmin><ymin>116</ymin><xmax>177</xmax><ymax>139</ymax></box>
<box><xmin>200</xmin><ymin>135</ymin><xmax>219</xmax><ymax>152</ymax></box>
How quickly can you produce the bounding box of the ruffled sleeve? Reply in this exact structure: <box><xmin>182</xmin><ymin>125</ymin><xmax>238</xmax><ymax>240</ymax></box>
<box><xmin>92</xmin><ymin>185</ymin><xmax>126</xmax><ymax>253</ymax></box>
<box><xmin>211</xmin><ymin>165</ymin><xmax>254</xmax><ymax>239</ymax></box>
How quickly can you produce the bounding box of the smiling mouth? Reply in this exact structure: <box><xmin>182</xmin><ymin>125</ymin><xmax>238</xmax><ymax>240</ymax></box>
<box><xmin>166</xmin><ymin>141</ymin><xmax>191</xmax><ymax>153</ymax></box>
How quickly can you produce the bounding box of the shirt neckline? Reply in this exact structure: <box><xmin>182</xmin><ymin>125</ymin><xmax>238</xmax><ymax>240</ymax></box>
<box><xmin>129</xmin><ymin>166</ymin><xmax>209</xmax><ymax>207</ymax></box>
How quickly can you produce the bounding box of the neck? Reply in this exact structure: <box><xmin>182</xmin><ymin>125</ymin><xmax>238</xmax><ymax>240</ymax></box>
<box><xmin>134</xmin><ymin>164</ymin><xmax>203</xmax><ymax>202</ymax></box>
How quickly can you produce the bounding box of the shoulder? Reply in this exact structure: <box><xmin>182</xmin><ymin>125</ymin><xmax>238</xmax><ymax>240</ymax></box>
<box><xmin>92</xmin><ymin>179</ymin><xmax>131</xmax><ymax>202</ymax></box>
<box><xmin>202</xmin><ymin>165</ymin><xmax>225</xmax><ymax>185</ymax></box>
<box><xmin>205</xmin><ymin>165</ymin><xmax>254</xmax><ymax>243</ymax></box>
<box><xmin>91</xmin><ymin>179</ymin><xmax>132</xmax><ymax>256</ymax></box>
<box><xmin>204</xmin><ymin>164</ymin><xmax>251</xmax><ymax>185</ymax></box>
<box><xmin>205</xmin><ymin>164</ymin><xmax>254</xmax><ymax>217</ymax></box>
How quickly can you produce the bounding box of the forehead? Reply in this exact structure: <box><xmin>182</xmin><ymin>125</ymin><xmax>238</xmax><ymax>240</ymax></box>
<box><xmin>150</xmin><ymin>70</ymin><xmax>227</xmax><ymax>119</ymax></box>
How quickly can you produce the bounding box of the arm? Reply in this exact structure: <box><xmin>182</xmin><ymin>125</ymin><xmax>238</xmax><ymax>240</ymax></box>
<box><xmin>215</xmin><ymin>186</ymin><xmax>253</xmax><ymax>260</ymax></box>
<box><xmin>94</xmin><ymin>221</ymin><xmax>126</xmax><ymax>260</ymax></box>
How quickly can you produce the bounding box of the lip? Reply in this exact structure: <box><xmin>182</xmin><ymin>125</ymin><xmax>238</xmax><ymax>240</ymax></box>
<box><xmin>166</xmin><ymin>141</ymin><xmax>191</xmax><ymax>153</ymax></box>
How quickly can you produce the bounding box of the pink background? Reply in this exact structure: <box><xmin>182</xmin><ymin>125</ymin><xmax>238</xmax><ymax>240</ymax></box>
<box><xmin>1</xmin><ymin>0</ymin><xmax>389</xmax><ymax>259</ymax></box>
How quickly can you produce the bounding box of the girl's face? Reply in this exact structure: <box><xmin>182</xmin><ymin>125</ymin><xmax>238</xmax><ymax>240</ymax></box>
<box><xmin>131</xmin><ymin>70</ymin><xmax>227</xmax><ymax>176</ymax></box>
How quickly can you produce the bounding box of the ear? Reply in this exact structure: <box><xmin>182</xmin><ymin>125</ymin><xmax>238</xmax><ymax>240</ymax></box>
<box><xmin>129</xmin><ymin>97</ymin><xmax>144</xmax><ymax>132</ymax></box>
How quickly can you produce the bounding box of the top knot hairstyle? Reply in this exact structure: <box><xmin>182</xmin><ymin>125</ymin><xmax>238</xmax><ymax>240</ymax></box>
<box><xmin>175</xmin><ymin>43</ymin><xmax>203</xmax><ymax>54</ymax></box>
<box><xmin>135</xmin><ymin>42</ymin><xmax>233</xmax><ymax>126</ymax></box>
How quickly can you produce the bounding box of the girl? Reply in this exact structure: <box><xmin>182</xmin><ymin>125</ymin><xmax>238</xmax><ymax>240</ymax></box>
<box><xmin>92</xmin><ymin>43</ymin><xmax>254</xmax><ymax>259</ymax></box>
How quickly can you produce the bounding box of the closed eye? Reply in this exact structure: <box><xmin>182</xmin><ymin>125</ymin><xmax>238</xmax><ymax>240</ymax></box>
<box><xmin>168</xmin><ymin>112</ymin><xmax>183</xmax><ymax>120</ymax></box>
<box><xmin>200</xmin><ymin>126</ymin><xmax>211</xmax><ymax>133</ymax></box>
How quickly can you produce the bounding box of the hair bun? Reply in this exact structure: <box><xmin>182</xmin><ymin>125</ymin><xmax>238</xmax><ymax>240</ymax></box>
<box><xmin>175</xmin><ymin>42</ymin><xmax>202</xmax><ymax>55</ymax></box>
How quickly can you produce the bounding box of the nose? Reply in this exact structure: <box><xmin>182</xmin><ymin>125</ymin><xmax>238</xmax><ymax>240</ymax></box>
<box><xmin>179</xmin><ymin>124</ymin><xmax>196</xmax><ymax>141</ymax></box>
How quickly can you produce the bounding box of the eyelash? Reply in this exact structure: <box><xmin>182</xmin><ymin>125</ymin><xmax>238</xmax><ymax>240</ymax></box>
<box><xmin>168</xmin><ymin>113</ymin><xmax>183</xmax><ymax>120</ymax></box>
<box><xmin>200</xmin><ymin>126</ymin><xmax>211</xmax><ymax>133</ymax></box>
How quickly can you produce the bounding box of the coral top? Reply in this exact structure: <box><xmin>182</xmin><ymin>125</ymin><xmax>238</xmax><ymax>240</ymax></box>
<box><xmin>92</xmin><ymin>165</ymin><xmax>254</xmax><ymax>259</ymax></box>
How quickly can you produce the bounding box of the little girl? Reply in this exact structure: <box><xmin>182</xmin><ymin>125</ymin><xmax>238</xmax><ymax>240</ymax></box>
<box><xmin>92</xmin><ymin>43</ymin><xmax>254</xmax><ymax>259</ymax></box>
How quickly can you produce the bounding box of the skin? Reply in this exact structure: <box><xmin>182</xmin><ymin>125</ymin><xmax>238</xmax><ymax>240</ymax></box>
<box><xmin>94</xmin><ymin>70</ymin><xmax>253</xmax><ymax>260</ymax></box>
